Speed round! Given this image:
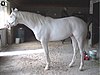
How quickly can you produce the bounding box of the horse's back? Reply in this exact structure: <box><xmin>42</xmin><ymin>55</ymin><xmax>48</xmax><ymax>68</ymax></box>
<box><xmin>49</xmin><ymin>16</ymin><xmax>87</xmax><ymax>41</ymax></box>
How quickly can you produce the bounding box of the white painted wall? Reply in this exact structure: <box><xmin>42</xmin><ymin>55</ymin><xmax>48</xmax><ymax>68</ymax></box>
<box><xmin>0</xmin><ymin>0</ymin><xmax>8</xmax><ymax>48</ymax></box>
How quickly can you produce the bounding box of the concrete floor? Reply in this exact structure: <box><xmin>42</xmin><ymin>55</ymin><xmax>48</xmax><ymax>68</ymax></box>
<box><xmin>0</xmin><ymin>40</ymin><xmax>99</xmax><ymax>75</ymax></box>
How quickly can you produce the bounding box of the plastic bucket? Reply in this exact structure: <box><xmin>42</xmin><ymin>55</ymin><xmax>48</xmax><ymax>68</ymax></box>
<box><xmin>15</xmin><ymin>38</ymin><xmax>20</xmax><ymax>44</ymax></box>
<box><xmin>89</xmin><ymin>50</ymin><xmax>97</xmax><ymax>59</ymax></box>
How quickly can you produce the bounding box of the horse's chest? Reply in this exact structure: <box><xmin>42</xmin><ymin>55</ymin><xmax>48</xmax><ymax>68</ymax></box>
<box><xmin>33</xmin><ymin>26</ymin><xmax>49</xmax><ymax>41</ymax></box>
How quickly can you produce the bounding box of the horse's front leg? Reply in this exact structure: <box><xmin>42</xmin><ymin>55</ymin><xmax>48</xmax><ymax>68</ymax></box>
<box><xmin>41</xmin><ymin>40</ymin><xmax>50</xmax><ymax>70</ymax></box>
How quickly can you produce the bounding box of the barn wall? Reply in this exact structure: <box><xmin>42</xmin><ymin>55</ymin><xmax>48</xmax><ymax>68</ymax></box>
<box><xmin>0</xmin><ymin>0</ymin><xmax>7</xmax><ymax>47</ymax></box>
<box><xmin>88</xmin><ymin>0</ymin><xmax>99</xmax><ymax>46</ymax></box>
<box><xmin>17</xmin><ymin>6</ymin><xmax>89</xmax><ymax>18</ymax></box>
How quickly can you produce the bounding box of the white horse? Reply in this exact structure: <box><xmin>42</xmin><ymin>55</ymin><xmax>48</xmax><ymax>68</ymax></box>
<box><xmin>6</xmin><ymin>8</ymin><xmax>87</xmax><ymax>71</ymax></box>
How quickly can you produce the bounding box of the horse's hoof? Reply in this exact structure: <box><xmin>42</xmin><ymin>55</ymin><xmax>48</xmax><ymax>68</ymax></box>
<box><xmin>79</xmin><ymin>67</ymin><xmax>84</xmax><ymax>71</ymax></box>
<box><xmin>68</xmin><ymin>65</ymin><xmax>72</xmax><ymax>68</ymax></box>
<box><xmin>44</xmin><ymin>65</ymin><xmax>50</xmax><ymax>71</ymax></box>
<box><xmin>44</xmin><ymin>67</ymin><xmax>49</xmax><ymax>71</ymax></box>
<box><xmin>79</xmin><ymin>69</ymin><xmax>83</xmax><ymax>71</ymax></box>
<box><xmin>68</xmin><ymin>63</ymin><xmax>73</xmax><ymax>68</ymax></box>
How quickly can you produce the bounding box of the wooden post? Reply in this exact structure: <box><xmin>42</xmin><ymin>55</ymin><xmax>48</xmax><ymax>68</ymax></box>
<box><xmin>6</xmin><ymin>1</ymin><xmax>12</xmax><ymax>45</ymax></box>
<box><xmin>7</xmin><ymin>27</ymin><xmax>12</xmax><ymax>45</ymax></box>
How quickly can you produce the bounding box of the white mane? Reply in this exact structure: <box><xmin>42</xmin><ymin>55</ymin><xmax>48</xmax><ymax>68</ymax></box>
<box><xmin>17</xmin><ymin>11</ymin><xmax>54</xmax><ymax>26</ymax></box>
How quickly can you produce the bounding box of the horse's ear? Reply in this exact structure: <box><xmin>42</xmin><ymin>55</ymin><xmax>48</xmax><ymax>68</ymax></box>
<box><xmin>14</xmin><ymin>8</ymin><xmax>18</xmax><ymax>12</ymax></box>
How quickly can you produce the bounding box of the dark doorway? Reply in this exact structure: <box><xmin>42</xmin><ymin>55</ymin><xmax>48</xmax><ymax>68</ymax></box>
<box><xmin>13</xmin><ymin>24</ymin><xmax>37</xmax><ymax>43</ymax></box>
<box><xmin>92</xmin><ymin>2</ymin><xmax>99</xmax><ymax>46</ymax></box>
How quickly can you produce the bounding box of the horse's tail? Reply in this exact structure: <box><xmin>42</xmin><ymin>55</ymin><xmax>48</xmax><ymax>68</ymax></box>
<box><xmin>86</xmin><ymin>31</ymin><xmax>91</xmax><ymax>39</ymax></box>
<box><xmin>86</xmin><ymin>19</ymin><xmax>92</xmax><ymax>39</ymax></box>
<box><xmin>86</xmin><ymin>22</ymin><xmax>91</xmax><ymax>39</ymax></box>
<box><xmin>86</xmin><ymin>14</ymin><xmax>92</xmax><ymax>39</ymax></box>
<box><xmin>84</xmin><ymin>18</ymin><xmax>92</xmax><ymax>51</ymax></box>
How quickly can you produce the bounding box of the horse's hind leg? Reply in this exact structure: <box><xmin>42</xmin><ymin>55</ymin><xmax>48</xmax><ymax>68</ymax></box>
<box><xmin>76</xmin><ymin>37</ymin><xmax>85</xmax><ymax>71</ymax></box>
<box><xmin>69</xmin><ymin>36</ymin><xmax>78</xmax><ymax>67</ymax></box>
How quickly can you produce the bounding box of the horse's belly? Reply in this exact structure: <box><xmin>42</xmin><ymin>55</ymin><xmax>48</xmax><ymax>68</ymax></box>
<box><xmin>49</xmin><ymin>23</ymin><xmax>72</xmax><ymax>41</ymax></box>
<box><xmin>49</xmin><ymin>31</ymin><xmax>72</xmax><ymax>41</ymax></box>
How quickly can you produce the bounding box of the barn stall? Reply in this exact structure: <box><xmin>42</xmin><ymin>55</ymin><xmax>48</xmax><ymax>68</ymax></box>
<box><xmin>0</xmin><ymin>0</ymin><xmax>99</xmax><ymax>75</ymax></box>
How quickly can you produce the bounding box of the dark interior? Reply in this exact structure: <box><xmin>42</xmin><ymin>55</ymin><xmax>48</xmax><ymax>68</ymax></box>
<box><xmin>13</xmin><ymin>24</ymin><xmax>36</xmax><ymax>42</ymax></box>
<box><xmin>8</xmin><ymin>0</ymin><xmax>90</xmax><ymax>8</ymax></box>
<box><xmin>92</xmin><ymin>2</ymin><xmax>99</xmax><ymax>46</ymax></box>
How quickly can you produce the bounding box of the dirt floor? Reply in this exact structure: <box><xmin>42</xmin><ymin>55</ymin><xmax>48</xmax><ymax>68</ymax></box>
<box><xmin>0</xmin><ymin>40</ymin><xmax>99</xmax><ymax>75</ymax></box>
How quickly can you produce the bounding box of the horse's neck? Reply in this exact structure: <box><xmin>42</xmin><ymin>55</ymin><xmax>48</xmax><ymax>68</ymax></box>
<box><xmin>17</xmin><ymin>11</ymin><xmax>37</xmax><ymax>30</ymax></box>
<box><xmin>17</xmin><ymin>11</ymin><xmax>44</xmax><ymax>34</ymax></box>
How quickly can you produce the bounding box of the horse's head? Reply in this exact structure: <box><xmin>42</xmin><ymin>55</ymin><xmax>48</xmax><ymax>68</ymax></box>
<box><xmin>5</xmin><ymin>8</ymin><xmax>18</xmax><ymax>28</ymax></box>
